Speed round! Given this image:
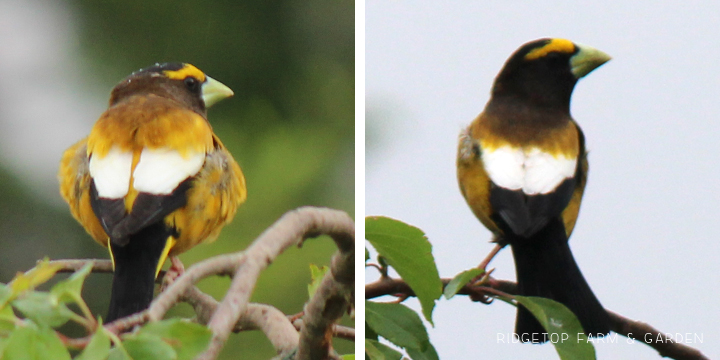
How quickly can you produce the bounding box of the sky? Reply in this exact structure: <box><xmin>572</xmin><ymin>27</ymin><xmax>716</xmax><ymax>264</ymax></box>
<box><xmin>366</xmin><ymin>1</ymin><xmax>719</xmax><ymax>359</ymax></box>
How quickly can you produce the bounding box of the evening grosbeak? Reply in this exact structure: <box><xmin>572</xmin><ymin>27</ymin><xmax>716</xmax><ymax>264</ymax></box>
<box><xmin>59</xmin><ymin>63</ymin><xmax>246</xmax><ymax>322</ymax></box>
<box><xmin>456</xmin><ymin>38</ymin><xmax>611</xmax><ymax>341</ymax></box>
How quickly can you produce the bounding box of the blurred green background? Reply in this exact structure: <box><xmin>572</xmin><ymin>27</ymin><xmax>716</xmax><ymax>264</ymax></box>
<box><xmin>0</xmin><ymin>0</ymin><xmax>354</xmax><ymax>358</ymax></box>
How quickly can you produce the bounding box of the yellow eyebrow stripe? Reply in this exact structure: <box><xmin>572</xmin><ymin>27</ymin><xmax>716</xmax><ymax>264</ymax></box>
<box><xmin>525</xmin><ymin>38</ymin><xmax>575</xmax><ymax>60</ymax></box>
<box><xmin>164</xmin><ymin>64</ymin><xmax>206</xmax><ymax>82</ymax></box>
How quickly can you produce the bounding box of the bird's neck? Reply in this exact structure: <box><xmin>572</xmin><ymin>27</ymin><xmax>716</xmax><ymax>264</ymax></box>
<box><xmin>484</xmin><ymin>95</ymin><xmax>572</xmax><ymax>130</ymax></box>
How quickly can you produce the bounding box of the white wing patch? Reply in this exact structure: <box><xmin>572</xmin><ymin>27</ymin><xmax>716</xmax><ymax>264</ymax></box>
<box><xmin>133</xmin><ymin>148</ymin><xmax>205</xmax><ymax>195</ymax></box>
<box><xmin>89</xmin><ymin>146</ymin><xmax>133</xmax><ymax>199</ymax></box>
<box><xmin>482</xmin><ymin>146</ymin><xmax>576</xmax><ymax>195</ymax></box>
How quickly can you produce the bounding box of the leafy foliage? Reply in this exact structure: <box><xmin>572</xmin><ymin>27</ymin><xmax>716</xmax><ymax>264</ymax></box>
<box><xmin>513</xmin><ymin>296</ymin><xmax>596</xmax><ymax>360</ymax></box>
<box><xmin>365</xmin><ymin>217</ymin><xmax>442</xmax><ymax>323</ymax></box>
<box><xmin>365</xmin><ymin>217</ymin><xmax>597</xmax><ymax>360</ymax></box>
<box><xmin>0</xmin><ymin>259</ymin><xmax>354</xmax><ymax>359</ymax></box>
<box><xmin>365</xmin><ymin>302</ymin><xmax>430</xmax><ymax>352</ymax></box>
<box><xmin>443</xmin><ymin>268</ymin><xmax>483</xmax><ymax>300</ymax></box>
<box><xmin>0</xmin><ymin>261</ymin><xmax>213</xmax><ymax>360</ymax></box>
<box><xmin>365</xmin><ymin>217</ymin><xmax>441</xmax><ymax>360</ymax></box>
<box><xmin>307</xmin><ymin>264</ymin><xmax>329</xmax><ymax>298</ymax></box>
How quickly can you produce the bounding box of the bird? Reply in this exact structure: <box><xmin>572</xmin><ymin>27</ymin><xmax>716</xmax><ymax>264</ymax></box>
<box><xmin>456</xmin><ymin>38</ymin><xmax>611</xmax><ymax>342</ymax></box>
<box><xmin>58</xmin><ymin>62</ymin><xmax>247</xmax><ymax>322</ymax></box>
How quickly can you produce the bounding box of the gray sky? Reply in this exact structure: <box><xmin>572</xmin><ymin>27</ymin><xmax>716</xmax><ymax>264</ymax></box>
<box><xmin>366</xmin><ymin>1</ymin><xmax>719</xmax><ymax>359</ymax></box>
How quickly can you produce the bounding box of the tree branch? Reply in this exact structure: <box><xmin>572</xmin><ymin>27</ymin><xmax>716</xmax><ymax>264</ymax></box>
<box><xmin>296</xmin><ymin>229</ymin><xmax>354</xmax><ymax>360</ymax></box>
<box><xmin>49</xmin><ymin>259</ymin><xmax>113</xmax><ymax>273</ymax></box>
<box><xmin>44</xmin><ymin>206</ymin><xmax>355</xmax><ymax>359</ymax></box>
<box><xmin>365</xmin><ymin>277</ymin><xmax>710</xmax><ymax>360</ymax></box>
<box><xmin>137</xmin><ymin>206</ymin><xmax>354</xmax><ymax>360</ymax></box>
<box><xmin>292</xmin><ymin>319</ymin><xmax>354</xmax><ymax>341</ymax></box>
<box><xmin>183</xmin><ymin>285</ymin><xmax>354</xmax><ymax>342</ymax></box>
<box><xmin>181</xmin><ymin>285</ymin><xmax>299</xmax><ymax>355</ymax></box>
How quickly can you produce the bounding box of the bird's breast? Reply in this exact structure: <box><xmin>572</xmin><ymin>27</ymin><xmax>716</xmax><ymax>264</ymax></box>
<box><xmin>480</xmin><ymin>145</ymin><xmax>577</xmax><ymax>195</ymax></box>
<box><xmin>465</xmin><ymin>113</ymin><xmax>581</xmax><ymax>196</ymax></box>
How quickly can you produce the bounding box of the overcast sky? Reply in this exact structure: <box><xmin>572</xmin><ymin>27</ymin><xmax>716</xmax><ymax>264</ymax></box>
<box><xmin>366</xmin><ymin>1</ymin><xmax>719</xmax><ymax>359</ymax></box>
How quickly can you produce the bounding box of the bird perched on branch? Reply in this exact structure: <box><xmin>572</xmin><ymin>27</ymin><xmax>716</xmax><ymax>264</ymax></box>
<box><xmin>59</xmin><ymin>63</ymin><xmax>246</xmax><ymax>322</ymax></box>
<box><xmin>457</xmin><ymin>38</ymin><xmax>611</xmax><ymax>341</ymax></box>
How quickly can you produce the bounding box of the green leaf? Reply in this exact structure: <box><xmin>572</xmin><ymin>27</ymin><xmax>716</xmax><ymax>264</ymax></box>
<box><xmin>514</xmin><ymin>296</ymin><xmax>596</xmax><ymax>360</ymax></box>
<box><xmin>0</xmin><ymin>320</ymin><xmax>14</xmax><ymax>334</ymax></box>
<box><xmin>341</xmin><ymin>354</ymin><xmax>355</xmax><ymax>360</ymax></box>
<box><xmin>0</xmin><ymin>326</ymin><xmax>32</xmax><ymax>360</ymax></box>
<box><xmin>2</xmin><ymin>323</ymin><xmax>71</xmax><ymax>360</ymax></box>
<box><xmin>107</xmin><ymin>347</ymin><xmax>132</xmax><ymax>360</ymax></box>
<box><xmin>0</xmin><ymin>302</ymin><xmax>16</xmax><ymax>320</ymax></box>
<box><xmin>36</xmin><ymin>326</ymin><xmax>72</xmax><ymax>360</ymax></box>
<box><xmin>365</xmin><ymin>247</ymin><xmax>370</xmax><ymax>262</ymax></box>
<box><xmin>12</xmin><ymin>292</ymin><xmax>74</xmax><ymax>328</ymax></box>
<box><xmin>137</xmin><ymin>319</ymin><xmax>212</xmax><ymax>360</ymax></box>
<box><xmin>0</xmin><ymin>338</ymin><xmax>7</xmax><ymax>357</ymax></box>
<box><xmin>365</xmin><ymin>321</ymin><xmax>378</xmax><ymax>340</ymax></box>
<box><xmin>406</xmin><ymin>341</ymin><xmax>439</xmax><ymax>360</ymax></box>
<box><xmin>307</xmin><ymin>264</ymin><xmax>329</xmax><ymax>298</ymax></box>
<box><xmin>75</xmin><ymin>324</ymin><xmax>111</xmax><ymax>360</ymax></box>
<box><xmin>443</xmin><ymin>268</ymin><xmax>484</xmax><ymax>299</ymax></box>
<box><xmin>0</xmin><ymin>304</ymin><xmax>17</xmax><ymax>333</ymax></box>
<box><xmin>122</xmin><ymin>333</ymin><xmax>176</xmax><ymax>360</ymax></box>
<box><xmin>9</xmin><ymin>259</ymin><xmax>63</xmax><ymax>296</ymax></box>
<box><xmin>0</xmin><ymin>283</ymin><xmax>12</xmax><ymax>308</ymax></box>
<box><xmin>365</xmin><ymin>217</ymin><xmax>441</xmax><ymax>324</ymax></box>
<box><xmin>365</xmin><ymin>301</ymin><xmax>428</xmax><ymax>352</ymax></box>
<box><xmin>51</xmin><ymin>262</ymin><xmax>93</xmax><ymax>305</ymax></box>
<box><xmin>365</xmin><ymin>339</ymin><xmax>402</xmax><ymax>360</ymax></box>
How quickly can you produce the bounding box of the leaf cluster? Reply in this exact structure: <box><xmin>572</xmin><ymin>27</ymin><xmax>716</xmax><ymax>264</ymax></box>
<box><xmin>364</xmin><ymin>217</ymin><xmax>442</xmax><ymax>360</ymax></box>
<box><xmin>365</xmin><ymin>216</ymin><xmax>598</xmax><ymax>360</ymax></box>
<box><xmin>0</xmin><ymin>260</ymin><xmax>211</xmax><ymax>360</ymax></box>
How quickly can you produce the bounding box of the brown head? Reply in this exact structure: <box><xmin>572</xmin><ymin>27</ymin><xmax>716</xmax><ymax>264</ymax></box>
<box><xmin>108</xmin><ymin>63</ymin><xmax>234</xmax><ymax>116</ymax></box>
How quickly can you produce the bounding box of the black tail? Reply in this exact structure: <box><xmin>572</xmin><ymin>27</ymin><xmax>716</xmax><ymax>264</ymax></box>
<box><xmin>106</xmin><ymin>222</ymin><xmax>170</xmax><ymax>322</ymax></box>
<box><xmin>509</xmin><ymin>218</ymin><xmax>610</xmax><ymax>343</ymax></box>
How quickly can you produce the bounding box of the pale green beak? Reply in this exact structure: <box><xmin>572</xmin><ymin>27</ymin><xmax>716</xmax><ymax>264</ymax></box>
<box><xmin>202</xmin><ymin>76</ymin><xmax>234</xmax><ymax>108</ymax></box>
<box><xmin>570</xmin><ymin>44</ymin><xmax>611</xmax><ymax>79</ymax></box>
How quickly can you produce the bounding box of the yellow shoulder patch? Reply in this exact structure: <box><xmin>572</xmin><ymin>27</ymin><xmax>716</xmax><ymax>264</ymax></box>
<box><xmin>164</xmin><ymin>64</ymin><xmax>207</xmax><ymax>82</ymax></box>
<box><xmin>525</xmin><ymin>38</ymin><xmax>575</xmax><ymax>61</ymax></box>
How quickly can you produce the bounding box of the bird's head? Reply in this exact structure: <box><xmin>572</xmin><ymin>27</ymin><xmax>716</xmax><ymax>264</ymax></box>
<box><xmin>491</xmin><ymin>38</ymin><xmax>610</xmax><ymax>110</ymax></box>
<box><xmin>108</xmin><ymin>63</ymin><xmax>234</xmax><ymax>115</ymax></box>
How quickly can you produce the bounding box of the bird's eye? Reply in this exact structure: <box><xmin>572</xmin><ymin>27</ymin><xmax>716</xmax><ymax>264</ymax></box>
<box><xmin>184</xmin><ymin>77</ymin><xmax>199</xmax><ymax>91</ymax></box>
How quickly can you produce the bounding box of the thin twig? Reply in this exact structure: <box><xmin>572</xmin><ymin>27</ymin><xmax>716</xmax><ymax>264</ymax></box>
<box><xmin>48</xmin><ymin>259</ymin><xmax>170</xmax><ymax>280</ymax></box>
<box><xmin>365</xmin><ymin>277</ymin><xmax>710</xmax><ymax>360</ymax></box>
<box><xmin>292</xmin><ymin>319</ymin><xmax>355</xmax><ymax>341</ymax></box>
<box><xmin>607</xmin><ymin>310</ymin><xmax>710</xmax><ymax>360</ymax></box>
<box><xmin>147</xmin><ymin>252</ymin><xmax>242</xmax><ymax>322</ymax></box>
<box><xmin>48</xmin><ymin>259</ymin><xmax>113</xmax><ymax>273</ymax></box>
<box><xmin>476</xmin><ymin>243</ymin><xmax>504</xmax><ymax>271</ymax></box>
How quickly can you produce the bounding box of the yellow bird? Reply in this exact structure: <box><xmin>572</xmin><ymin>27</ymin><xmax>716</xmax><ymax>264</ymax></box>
<box><xmin>457</xmin><ymin>39</ymin><xmax>610</xmax><ymax>341</ymax></box>
<box><xmin>58</xmin><ymin>63</ymin><xmax>246</xmax><ymax>321</ymax></box>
